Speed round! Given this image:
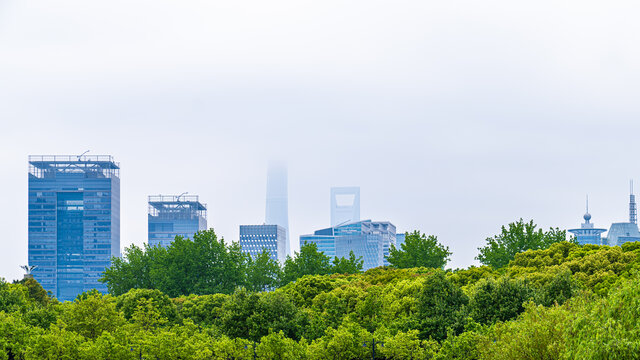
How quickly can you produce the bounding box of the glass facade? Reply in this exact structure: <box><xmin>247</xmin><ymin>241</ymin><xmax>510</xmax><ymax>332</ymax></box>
<box><xmin>568</xmin><ymin>213</ymin><xmax>606</xmax><ymax>246</ymax></box>
<box><xmin>148</xmin><ymin>195</ymin><xmax>207</xmax><ymax>248</ymax></box>
<box><xmin>300</xmin><ymin>220</ymin><xmax>396</xmax><ymax>271</ymax></box>
<box><xmin>28</xmin><ymin>155</ymin><xmax>120</xmax><ymax>301</ymax></box>
<box><xmin>396</xmin><ymin>233</ymin><xmax>406</xmax><ymax>249</ymax></box>
<box><xmin>239</xmin><ymin>225</ymin><xmax>287</xmax><ymax>263</ymax></box>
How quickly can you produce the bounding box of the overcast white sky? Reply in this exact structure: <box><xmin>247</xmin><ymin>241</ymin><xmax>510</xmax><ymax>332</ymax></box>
<box><xmin>1</xmin><ymin>1</ymin><xmax>640</xmax><ymax>282</ymax></box>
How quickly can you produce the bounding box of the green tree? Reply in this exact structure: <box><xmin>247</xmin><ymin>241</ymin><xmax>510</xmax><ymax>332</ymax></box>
<box><xmin>61</xmin><ymin>292</ymin><xmax>124</xmax><ymax>339</ymax></box>
<box><xmin>387</xmin><ymin>231</ymin><xmax>451</xmax><ymax>269</ymax></box>
<box><xmin>25</xmin><ymin>325</ymin><xmax>84</xmax><ymax>360</ymax></box>
<box><xmin>101</xmin><ymin>244</ymin><xmax>153</xmax><ymax>296</ymax></box>
<box><xmin>378</xmin><ymin>330</ymin><xmax>439</xmax><ymax>360</ymax></box>
<box><xmin>469</xmin><ymin>277</ymin><xmax>532</xmax><ymax>325</ymax></box>
<box><xmin>331</xmin><ymin>251</ymin><xmax>363</xmax><ymax>274</ymax></box>
<box><xmin>256</xmin><ymin>331</ymin><xmax>307</xmax><ymax>360</ymax></box>
<box><xmin>476</xmin><ymin>219</ymin><xmax>566</xmax><ymax>269</ymax></box>
<box><xmin>116</xmin><ymin>288</ymin><xmax>177</xmax><ymax>322</ymax></box>
<box><xmin>101</xmin><ymin>229</ymin><xmax>248</xmax><ymax>297</ymax></box>
<box><xmin>417</xmin><ymin>271</ymin><xmax>469</xmax><ymax>341</ymax></box>
<box><xmin>246</xmin><ymin>249</ymin><xmax>282</xmax><ymax>292</ymax></box>
<box><xmin>281</xmin><ymin>242</ymin><xmax>332</xmax><ymax>285</ymax></box>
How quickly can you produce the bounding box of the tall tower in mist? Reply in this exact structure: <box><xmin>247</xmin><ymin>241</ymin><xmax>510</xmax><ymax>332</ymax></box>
<box><xmin>630</xmin><ymin>180</ymin><xmax>637</xmax><ymax>224</ymax></box>
<box><xmin>265</xmin><ymin>162</ymin><xmax>289</xmax><ymax>255</ymax></box>
<box><xmin>330</xmin><ymin>186</ymin><xmax>360</xmax><ymax>227</ymax></box>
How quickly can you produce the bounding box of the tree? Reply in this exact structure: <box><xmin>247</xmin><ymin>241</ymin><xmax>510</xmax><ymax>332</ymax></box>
<box><xmin>246</xmin><ymin>250</ymin><xmax>282</xmax><ymax>292</ymax></box>
<box><xmin>476</xmin><ymin>219</ymin><xmax>566</xmax><ymax>269</ymax></box>
<box><xmin>101</xmin><ymin>229</ymin><xmax>248</xmax><ymax>297</ymax></box>
<box><xmin>387</xmin><ymin>231</ymin><xmax>451</xmax><ymax>269</ymax></box>
<box><xmin>281</xmin><ymin>242</ymin><xmax>332</xmax><ymax>285</ymax></box>
<box><xmin>116</xmin><ymin>289</ymin><xmax>177</xmax><ymax>323</ymax></box>
<box><xmin>331</xmin><ymin>251</ymin><xmax>363</xmax><ymax>274</ymax></box>
<box><xmin>101</xmin><ymin>245</ymin><xmax>152</xmax><ymax>296</ymax></box>
<box><xmin>417</xmin><ymin>271</ymin><xmax>468</xmax><ymax>341</ymax></box>
<box><xmin>61</xmin><ymin>292</ymin><xmax>124</xmax><ymax>339</ymax></box>
<box><xmin>469</xmin><ymin>277</ymin><xmax>533</xmax><ymax>325</ymax></box>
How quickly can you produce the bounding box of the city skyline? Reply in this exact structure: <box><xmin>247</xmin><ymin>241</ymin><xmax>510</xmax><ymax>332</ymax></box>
<box><xmin>4</xmin><ymin>151</ymin><xmax>640</xmax><ymax>283</ymax></box>
<box><xmin>2</xmin><ymin>1</ymin><xmax>640</xmax><ymax>282</ymax></box>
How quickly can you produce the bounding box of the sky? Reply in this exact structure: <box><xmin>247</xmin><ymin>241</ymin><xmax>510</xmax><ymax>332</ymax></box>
<box><xmin>1</xmin><ymin>0</ymin><xmax>640</xmax><ymax>282</ymax></box>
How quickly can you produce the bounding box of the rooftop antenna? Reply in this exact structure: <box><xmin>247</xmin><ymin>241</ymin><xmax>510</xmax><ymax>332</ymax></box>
<box><xmin>630</xmin><ymin>180</ymin><xmax>637</xmax><ymax>224</ymax></box>
<box><xmin>177</xmin><ymin>192</ymin><xmax>188</xmax><ymax>202</ymax></box>
<box><xmin>77</xmin><ymin>150</ymin><xmax>90</xmax><ymax>161</ymax></box>
<box><xmin>586</xmin><ymin>194</ymin><xmax>589</xmax><ymax>213</ymax></box>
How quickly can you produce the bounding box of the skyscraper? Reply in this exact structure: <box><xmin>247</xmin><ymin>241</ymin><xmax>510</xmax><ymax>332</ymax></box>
<box><xmin>568</xmin><ymin>197</ymin><xmax>606</xmax><ymax>245</ymax></box>
<box><xmin>28</xmin><ymin>155</ymin><xmax>120</xmax><ymax>301</ymax></box>
<box><xmin>265</xmin><ymin>162</ymin><xmax>289</xmax><ymax>256</ymax></box>
<box><xmin>300</xmin><ymin>220</ymin><xmax>396</xmax><ymax>270</ymax></box>
<box><xmin>607</xmin><ymin>182</ymin><xmax>640</xmax><ymax>246</ymax></box>
<box><xmin>239</xmin><ymin>225</ymin><xmax>287</xmax><ymax>263</ymax></box>
<box><xmin>148</xmin><ymin>194</ymin><xmax>207</xmax><ymax>248</ymax></box>
<box><xmin>330</xmin><ymin>187</ymin><xmax>360</xmax><ymax>227</ymax></box>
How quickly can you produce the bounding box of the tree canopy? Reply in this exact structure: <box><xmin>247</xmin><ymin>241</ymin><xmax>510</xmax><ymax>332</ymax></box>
<box><xmin>3</xmin><ymin>238</ymin><xmax>640</xmax><ymax>359</ymax></box>
<box><xmin>476</xmin><ymin>218</ymin><xmax>567</xmax><ymax>268</ymax></box>
<box><xmin>101</xmin><ymin>230</ymin><xmax>366</xmax><ymax>297</ymax></box>
<box><xmin>387</xmin><ymin>231</ymin><xmax>451</xmax><ymax>269</ymax></box>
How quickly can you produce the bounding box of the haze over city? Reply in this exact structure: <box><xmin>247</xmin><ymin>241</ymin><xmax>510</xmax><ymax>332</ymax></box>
<box><xmin>2</xmin><ymin>0</ymin><xmax>640</xmax><ymax>284</ymax></box>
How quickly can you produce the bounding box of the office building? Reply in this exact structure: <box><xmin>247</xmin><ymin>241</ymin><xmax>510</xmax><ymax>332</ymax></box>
<box><xmin>28</xmin><ymin>155</ymin><xmax>120</xmax><ymax>301</ymax></box>
<box><xmin>239</xmin><ymin>225</ymin><xmax>287</xmax><ymax>263</ymax></box>
<box><xmin>330</xmin><ymin>187</ymin><xmax>360</xmax><ymax>227</ymax></box>
<box><xmin>148</xmin><ymin>194</ymin><xmax>207</xmax><ymax>248</ymax></box>
<box><xmin>265</xmin><ymin>163</ymin><xmax>289</xmax><ymax>256</ymax></box>
<box><xmin>607</xmin><ymin>182</ymin><xmax>640</xmax><ymax>246</ymax></box>
<box><xmin>396</xmin><ymin>232</ymin><xmax>406</xmax><ymax>249</ymax></box>
<box><xmin>300</xmin><ymin>220</ymin><xmax>396</xmax><ymax>270</ymax></box>
<box><xmin>568</xmin><ymin>198</ymin><xmax>606</xmax><ymax>245</ymax></box>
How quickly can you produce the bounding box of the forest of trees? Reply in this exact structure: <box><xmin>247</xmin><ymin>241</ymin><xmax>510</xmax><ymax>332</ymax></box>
<box><xmin>2</xmin><ymin>220</ymin><xmax>640</xmax><ymax>359</ymax></box>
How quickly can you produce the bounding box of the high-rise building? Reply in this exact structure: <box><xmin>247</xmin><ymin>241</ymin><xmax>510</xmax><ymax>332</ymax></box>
<box><xmin>568</xmin><ymin>197</ymin><xmax>606</xmax><ymax>245</ymax></box>
<box><xmin>607</xmin><ymin>183</ymin><xmax>640</xmax><ymax>246</ymax></box>
<box><xmin>395</xmin><ymin>232</ymin><xmax>406</xmax><ymax>249</ymax></box>
<box><xmin>239</xmin><ymin>225</ymin><xmax>287</xmax><ymax>263</ymax></box>
<box><xmin>28</xmin><ymin>155</ymin><xmax>120</xmax><ymax>301</ymax></box>
<box><xmin>265</xmin><ymin>163</ymin><xmax>289</xmax><ymax>256</ymax></box>
<box><xmin>300</xmin><ymin>220</ymin><xmax>396</xmax><ymax>270</ymax></box>
<box><xmin>148</xmin><ymin>194</ymin><xmax>207</xmax><ymax>248</ymax></box>
<box><xmin>330</xmin><ymin>187</ymin><xmax>360</xmax><ymax>227</ymax></box>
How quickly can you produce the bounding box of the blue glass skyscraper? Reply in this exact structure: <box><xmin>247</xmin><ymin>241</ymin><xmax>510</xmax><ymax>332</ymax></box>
<box><xmin>148</xmin><ymin>194</ymin><xmax>207</xmax><ymax>248</ymax></box>
<box><xmin>28</xmin><ymin>155</ymin><xmax>120</xmax><ymax>301</ymax></box>
<box><xmin>300</xmin><ymin>220</ymin><xmax>396</xmax><ymax>270</ymax></box>
<box><xmin>239</xmin><ymin>225</ymin><xmax>287</xmax><ymax>263</ymax></box>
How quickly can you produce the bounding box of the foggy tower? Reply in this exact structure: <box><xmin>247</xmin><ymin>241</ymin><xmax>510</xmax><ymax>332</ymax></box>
<box><xmin>265</xmin><ymin>163</ymin><xmax>289</xmax><ymax>256</ymax></box>
<box><xmin>631</xmin><ymin>180</ymin><xmax>637</xmax><ymax>225</ymax></box>
<box><xmin>331</xmin><ymin>187</ymin><xmax>361</xmax><ymax>227</ymax></box>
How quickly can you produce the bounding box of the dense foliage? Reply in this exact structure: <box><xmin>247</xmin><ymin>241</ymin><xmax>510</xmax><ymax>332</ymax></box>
<box><xmin>476</xmin><ymin>219</ymin><xmax>567</xmax><ymax>268</ymax></box>
<box><xmin>387</xmin><ymin>231</ymin><xmax>451</xmax><ymax>269</ymax></box>
<box><xmin>4</xmin><ymin>240</ymin><xmax>640</xmax><ymax>359</ymax></box>
<box><xmin>101</xmin><ymin>230</ymin><xmax>364</xmax><ymax>296</ymax></box>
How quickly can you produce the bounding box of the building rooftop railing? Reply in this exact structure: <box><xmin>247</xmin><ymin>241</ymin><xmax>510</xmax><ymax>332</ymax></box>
<box><xmin>28</xmin><ymin>155</ymin><xmax>120</xmax><ymax>179</ymax></box>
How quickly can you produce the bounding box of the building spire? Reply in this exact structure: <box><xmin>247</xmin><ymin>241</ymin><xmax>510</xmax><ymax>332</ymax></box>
<box><xmin>630</xmin><ymin>180</ymin><xmax>637</xmax><ymax>224</ymax></box>
<box><xmin>583</xmin><ymin>194</ymin><xmax>592</xmax><ymax>223</ymax></box>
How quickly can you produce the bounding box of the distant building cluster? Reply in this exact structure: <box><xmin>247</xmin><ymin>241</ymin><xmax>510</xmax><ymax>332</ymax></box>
<box><xmin>27</xmin><ymin>154</ymin><xmax>211</xmax><ymax>301</ymax></box>
<box><xmin>569</xmin><ymin>182</ymin><xmax>640</xmax><ymax>246</ymax></box>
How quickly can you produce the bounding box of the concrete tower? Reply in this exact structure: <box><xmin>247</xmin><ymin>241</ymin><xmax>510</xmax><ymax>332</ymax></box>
<box><xmin>265</xmin><ymin>162</ymin><xmax>289</xmax><ymax>256</ymax></box>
